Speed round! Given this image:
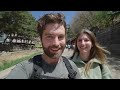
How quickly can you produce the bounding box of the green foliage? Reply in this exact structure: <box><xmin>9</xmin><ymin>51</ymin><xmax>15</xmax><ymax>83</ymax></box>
<box><xmin>66</xmin><ymin>24</ymin><xmax>75</xmax><ymax>40</ymax></box>
<box><xmin>0</xmin><ymin>11</ymin><xmax>37</xmax><ymax>40</ymax></box>
<box><xmin>70</xmin><ymin>11</ymin><xmax>120</xmax><ymax>34</ymax></box>
<box><xmin>70</xmin><ymin>11</ymin><xmax>94</xmax><ymax>34</ymax></box>
<box><xmin>93</xmin><ymin>11</ymin><xmax>112</xmax><ymax>29</ymax></box>
<box><xmin>35</xmin><ymin>42</ymin><xmax>42</xmax><ymax>48</ymax></box>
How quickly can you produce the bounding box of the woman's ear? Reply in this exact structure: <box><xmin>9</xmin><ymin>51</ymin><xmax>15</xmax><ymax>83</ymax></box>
<box><xmin>92</xmin><ymin>44</ymin><xmax>93</xmax><ymax>48</ymax></box>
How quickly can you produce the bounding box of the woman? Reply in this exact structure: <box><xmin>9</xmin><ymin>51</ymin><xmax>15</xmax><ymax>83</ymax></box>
<box><xmin>71</xmin><ymin>29</ymin><xmax>112</xmax><ymax>79</ymax></box>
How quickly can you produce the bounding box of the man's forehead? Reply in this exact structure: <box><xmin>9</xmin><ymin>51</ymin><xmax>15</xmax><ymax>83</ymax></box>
<box><xmin>44</xmin><ymin>27</ymin><xmax>65</xmax><ymax>35</ymax></box>
<box><xmin>45</xmin><ymin>23</ymin><xmax>64</xmax><ymax>30</ymax></box>
<box><xmin>44</xmin><ymin>31</ymin><xmax>65</xmax><ymax>36</ymax></box>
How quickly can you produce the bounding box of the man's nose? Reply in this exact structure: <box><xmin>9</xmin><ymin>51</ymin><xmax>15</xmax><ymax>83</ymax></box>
<box><xmin>53</xmin><ymin>37</ymin><xmax>60</xmax><ymax>46</ymax></box>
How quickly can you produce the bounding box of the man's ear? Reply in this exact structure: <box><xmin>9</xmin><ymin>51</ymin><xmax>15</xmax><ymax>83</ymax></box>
<box><xmin>40</xmin><ymin>36</ymin><xmax>42</xmax><ymax>40</ymax></box>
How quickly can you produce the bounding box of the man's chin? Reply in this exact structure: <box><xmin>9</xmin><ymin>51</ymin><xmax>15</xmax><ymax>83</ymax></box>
<box><xmin>50</xmin><ymin>49</ymin><xmax>61</xmax><ymax>53</ymax></box>
<box><xmin>44</xmin><ymin>49</ymin><xmax>64</xmax><ymax>58</ymax></box>
<box><xmin>49</xmin><ymin>52</ymin><xmax>62</xmax><ymax>59</ymax></box>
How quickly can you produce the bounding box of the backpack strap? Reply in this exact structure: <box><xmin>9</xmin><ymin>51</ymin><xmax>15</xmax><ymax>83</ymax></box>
<box><xmin>30</xmin><ymin>55</ymin><xmax>60</xmax><ymax>79</ymax></box>
<box><xmin>30</xmin><ymin>55</ymin><xmax>43</xmax><ymax>79</ymax></box>
<box><xmin>33</xmin><ymin>55</ymin><xmax>42</xmax><ymax>67</ymax></box>
<box><xmin>99</xmin><ymin>64</ymin><xmax>103</xmax><ymax>71</ymax></box>
<box><xmin>62</xmin><ymin>56</ymin><xmax>77</xmax><ymax>79</ymax></box>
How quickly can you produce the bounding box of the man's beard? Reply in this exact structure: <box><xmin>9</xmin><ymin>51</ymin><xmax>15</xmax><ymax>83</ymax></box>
<box><xmin>42</xmin><ymin>45</ymin><xmax>65</xmax><ymax>59</ymax></box>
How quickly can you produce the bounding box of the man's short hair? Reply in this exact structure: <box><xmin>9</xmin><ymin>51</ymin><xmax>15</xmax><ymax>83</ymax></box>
<box><xmin>37</xmin><ymin>13</ymin><xmax>67</xmax><ymax>39</ymax></box>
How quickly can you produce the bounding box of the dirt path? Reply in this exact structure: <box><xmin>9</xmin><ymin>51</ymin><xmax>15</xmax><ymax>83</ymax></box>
<box><xmin>62</xmin><ymin>48</ymin><xmax>74</xmax><ymax>58</ymax></box>
<box><xmin>107</xmin><ymin>57</ymin><xmax>120</xmax><ymax>79</ymax></box>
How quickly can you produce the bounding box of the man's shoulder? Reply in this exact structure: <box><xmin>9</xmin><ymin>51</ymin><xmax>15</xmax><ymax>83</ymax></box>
<box><xmin>15</xmin><ymin>55</ymin><xmax>40</xmax><ymax>73</ymax></box>
<box><xmin>22</xmin><ymin>54</ymin><xmax>41</xmax><ymax>62</ymax></box>
<box><xmin>14</xmin><ymin>59</ymin><xmax>33</xmax><ymax>70</ymax></box>
<box><xmin>17</xmin><ymin>54</ymin><xmax>41</xmax><ymax>67</ymax></box>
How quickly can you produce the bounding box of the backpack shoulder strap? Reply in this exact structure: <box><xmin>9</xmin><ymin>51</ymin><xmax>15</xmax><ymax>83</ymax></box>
<box><xmin>30</xmin><ymin>55</ymin><xmax>43</xmax><ymax>79</ymax></box>
<box><xmin>30</xmin><ymin>55</ymin><xmax>60</xmax><ymax>79</ymax></box>
<box><xmin>33</xmin><ymin>55</ymin><xmax>42</xmax><ymax>67</ymax></box>
<box><xmin>99</xmin><ymin>64</ymin><xmax>103</xmax><ymax>71</ymax></box>
<box><xmin>62</xmin><ymin>56</ymin><xmax>77</xmax><ymax>79</ymax></box>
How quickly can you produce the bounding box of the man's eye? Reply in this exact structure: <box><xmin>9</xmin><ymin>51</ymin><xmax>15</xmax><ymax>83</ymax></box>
<box><xmin>59</xmin><ymin>36</ymin><xmax>64</xmax><ymax>39</ymax></box>
<box><xmin>47</xmin><ymin>36</ymin><xmax>53</xmax><ymax>39</ymax></box>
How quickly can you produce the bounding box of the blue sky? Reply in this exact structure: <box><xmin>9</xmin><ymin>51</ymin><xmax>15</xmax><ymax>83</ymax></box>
<box><xmin>31</xmin><ymin>11</ymin><xmax>77</xmax><ymax>25</ymax></box>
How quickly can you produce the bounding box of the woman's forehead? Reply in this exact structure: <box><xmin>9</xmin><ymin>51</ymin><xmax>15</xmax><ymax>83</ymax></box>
<box><xmin>78</xmin><ymin>33</ymin><xmax>90</xmax><ymax>38</ymax></box>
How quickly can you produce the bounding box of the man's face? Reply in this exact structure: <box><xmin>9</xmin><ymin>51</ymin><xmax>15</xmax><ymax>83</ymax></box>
<box><xmin>41</xmin><ymin>23</ymin><xmax>66</xmax><ymax>59</ymax></box>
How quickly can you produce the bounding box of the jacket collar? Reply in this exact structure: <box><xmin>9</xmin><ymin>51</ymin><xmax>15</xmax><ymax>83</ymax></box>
<box><xmin>72</xmin><ymin>52</ymin><xmax>102</xmax><ymax>64</ymax></box>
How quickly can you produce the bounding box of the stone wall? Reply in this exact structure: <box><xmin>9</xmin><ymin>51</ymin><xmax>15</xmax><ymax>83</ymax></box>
<box><xmin>96</xmin><ymin>23</ymin><xmax>120</xmax><ymax>57</ymax></box>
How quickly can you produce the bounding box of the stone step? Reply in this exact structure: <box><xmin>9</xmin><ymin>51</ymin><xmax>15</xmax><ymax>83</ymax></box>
<box><xmin>112</xmin><ymin>34</ymin><xmax>120</xmax><ymax>38</ymax></box>
<box><xmin>109</xmin><ymin>44</ymin><xmax>120</xmax><ymax>49</ymax></box>
<box><xmin>110</xmin><ymin>49</ymin><xmax>120</xmax><ymax>55</ymax></box>
<box><xmin>112</xmin><ymin>31</ymin><xmax>120</xmax><ymax>35</ymax></box>
<box><xmin>113</xmin><ymin>27</ymin><xmax>120</xmax><ymax>31</ymax></box>
<box><xmin>110</xmin><ymin>39</ymin><xmax>120</xmax><ymax>44</ymax></box>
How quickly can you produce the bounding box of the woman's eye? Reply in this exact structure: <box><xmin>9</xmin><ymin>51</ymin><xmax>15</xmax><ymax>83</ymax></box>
<box><xmin>84</xmin><ymin>39</ymin><xmax>89</xmax><ymax>42</ymax></box>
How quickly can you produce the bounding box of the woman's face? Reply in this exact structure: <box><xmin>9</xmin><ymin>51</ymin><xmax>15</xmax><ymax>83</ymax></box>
<box><xmin>77</xmin><ymin>33</ymin><xmax>93</xmax><ymax>53</ymax></box>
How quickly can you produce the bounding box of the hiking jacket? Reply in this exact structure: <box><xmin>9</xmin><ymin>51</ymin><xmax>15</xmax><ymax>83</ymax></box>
<box><xmin>71</xmin><ymin>53</ymin><xmax>112</xmax><ymax>79</ymax></box>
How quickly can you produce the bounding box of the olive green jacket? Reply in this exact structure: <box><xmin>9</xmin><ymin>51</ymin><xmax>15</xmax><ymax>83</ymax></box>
<box><xmin>71</xmin><ymin>53</ymin><xmax>112</xmax><ymax>79</ymax></box>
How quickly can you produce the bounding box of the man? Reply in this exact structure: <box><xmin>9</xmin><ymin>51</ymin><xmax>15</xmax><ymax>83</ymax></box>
<box><xmin>6</xmin><ymin>13</ymin><xmax>81</xmax><ymax>79</ymax></box>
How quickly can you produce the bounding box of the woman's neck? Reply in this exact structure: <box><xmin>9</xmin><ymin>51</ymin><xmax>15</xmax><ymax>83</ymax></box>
<box><xmin>79</xmin><ymin>52</ymin><xmax>90</xmax><ymax>61</ymax></box>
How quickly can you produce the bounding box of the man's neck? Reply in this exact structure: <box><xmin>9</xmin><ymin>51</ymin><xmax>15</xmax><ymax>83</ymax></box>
<box><xmin>42</xmin><ymin>54</ymin><xmax>60</xmax><ymax>64</ymax></box>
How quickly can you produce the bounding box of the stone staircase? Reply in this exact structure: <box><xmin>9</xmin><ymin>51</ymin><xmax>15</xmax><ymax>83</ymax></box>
<box><xmin>96</xmin><ymin>23</ymin><xmax>120</xmax><ymax>57</ymax></box>
<box><xmin>110</xmin><ymin>44</ymin><xmax>120</xmax><ymax>56</ymax></box>
<box><xmin>110</xmin><ymin>25</ymin><xmax>120</xmax><ymax>56</ymax></box>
